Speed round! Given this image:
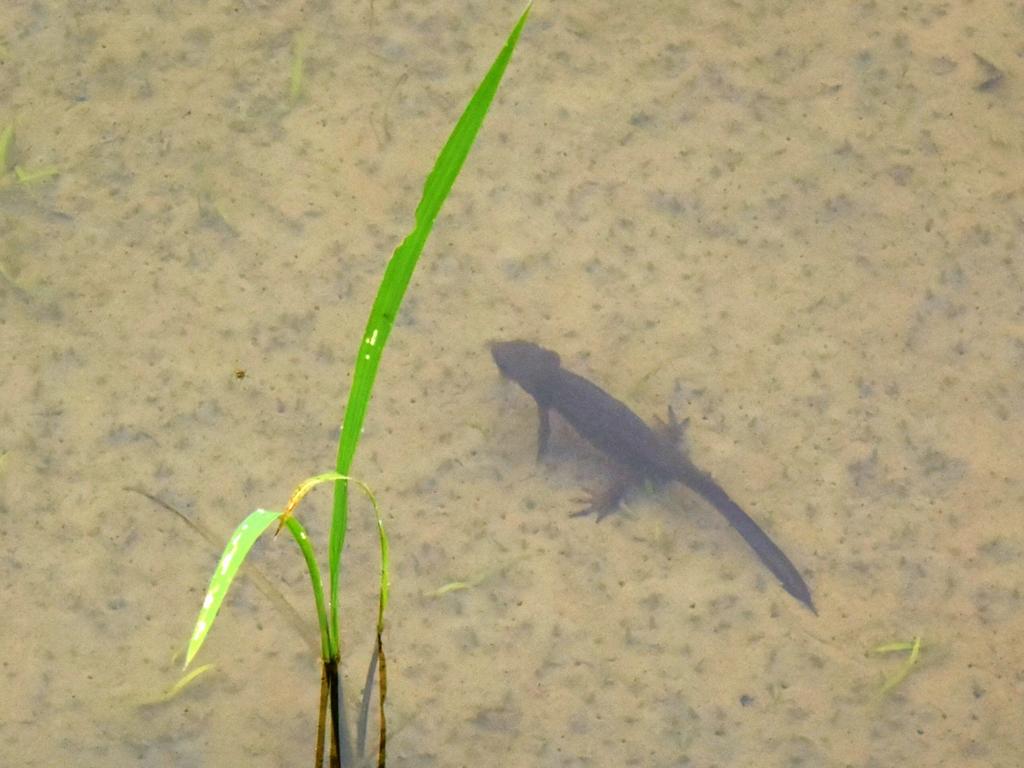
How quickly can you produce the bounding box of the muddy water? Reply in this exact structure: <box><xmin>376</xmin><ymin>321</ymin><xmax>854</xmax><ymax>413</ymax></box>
<box><xmin>3</xmin><ymin>1</ymin><xmax>1021</xmax><ymax>766</ymax></box>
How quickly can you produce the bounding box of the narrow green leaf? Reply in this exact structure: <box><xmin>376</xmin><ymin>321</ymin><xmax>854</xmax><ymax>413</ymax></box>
<box><xmin>0</xmin><ymin>122</ymin><xmax>13</xmax><ymax>173</ymax></box>
<box><xmin>14</xmin><ymin>164</ymin><xmax>59</xmax><ymax>184</ymax></box>
<box><xmin>879</xmin><ymin>636</ymin><xmax>923</xmax><ymax>695</ymax></box>
<box><xmin>373</xmin><ymin>494</ymin><xmax>390</xmax><ymax>633</ymax></box>
<box><xmin>289</xmin><ymin>32</ymin><xmax>306</xmax><ymax>105</ymax></box>
<box><xmin>328</xmin><ymin>0</ymin><xmax>531</xmax><ymax>656</ymax></box>
<box><xmin>276</xmin><ymin>471</ymin><xmax>382</xmax><ymax>660</ymax></box>
<box><xmin>185</xmin><ymin>508</ymin><xmax>281</xmax><ymax>668</ymax></box>
<box><xmin>280</xmin><ymin>515</ymin><xmax>331</xmax><ymax>661</ymax></box>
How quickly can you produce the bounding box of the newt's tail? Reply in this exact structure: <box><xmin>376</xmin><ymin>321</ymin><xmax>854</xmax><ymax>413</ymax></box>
<box><xmin>678</xmin><ymin>466</ymin><xmax>816</xmax><ymax>613</ymax></box>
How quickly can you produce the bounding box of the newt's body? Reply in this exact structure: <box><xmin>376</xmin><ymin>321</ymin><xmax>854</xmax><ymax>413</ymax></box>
<box><xmin>490</xmin><ymin>339</ymin><xmax>815</xmax><ymax>613</ymax></box>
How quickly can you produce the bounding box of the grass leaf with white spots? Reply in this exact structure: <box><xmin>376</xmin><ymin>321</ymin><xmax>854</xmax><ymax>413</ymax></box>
<box><xmin>185</xmin><ymin>508</ymin><xmax>281</xmax><ymax>668</ymax></box>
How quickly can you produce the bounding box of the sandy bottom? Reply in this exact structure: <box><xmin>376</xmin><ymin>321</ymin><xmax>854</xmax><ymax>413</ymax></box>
<box><xmin>2</xmin><ymin>1</ymin><xmax>1021</xmax><ymax>765</ymax></box>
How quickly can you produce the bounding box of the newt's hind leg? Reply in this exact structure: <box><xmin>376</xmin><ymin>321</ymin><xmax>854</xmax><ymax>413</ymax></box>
<box><xmin>652</xmin><ymin>405</ymin><xmax>690</xmax><ymax>452</ymax></box>
<box><xmin>570</xmin><ymin>464</ymin><xmax>635</xmax><ymax>522</ymax></box>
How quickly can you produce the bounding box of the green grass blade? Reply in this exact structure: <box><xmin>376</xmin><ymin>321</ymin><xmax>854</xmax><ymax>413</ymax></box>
<box><xmin>278</xmin><ymin>471</ymin><xmax>383</xmax><ymax>659</ymax></box>
<box><xmin>327</xmin><ymin>0</ymin><xmax>531</xmax><ymax>656</ymax></box>
<box><xmin>0</xmin><ymin>122</ymin><xmax>13</xmax><ymax>173</ymax></box>
<box><xmin>184</xmin><ymin>508</ymin><xmax>281</xmax><ymax>668</ymax></box>
<box><xmin>281</xmin><ymin>515</ymin><xmax>331</xmax><ymax>661</ymax></box>
<box><xmin>374</xmin><ymin>502</ymin><xmax>390</xmax><ymax>633</ymax></box>
<box><xmin>184</xmin><ymin>471</ymin><xmax>381</xmax><ymax>669</ymax></box>
<box><xmin>289</xmin><ymin>32</ymin><xmax>306</xmax><ymax>105</ymax></box>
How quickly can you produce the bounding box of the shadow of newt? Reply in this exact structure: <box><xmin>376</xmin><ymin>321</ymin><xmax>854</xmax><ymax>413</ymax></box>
<box><xmin>490</xmin><ymin>339</ymin><xmax>816</xmax><ymax>614</ymax></box>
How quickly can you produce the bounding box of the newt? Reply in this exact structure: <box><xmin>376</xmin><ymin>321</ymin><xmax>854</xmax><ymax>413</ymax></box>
<box><xmin>490</xmin><ymin>339</ymin><xmax>816</xmax><ymax>613</ymax></box>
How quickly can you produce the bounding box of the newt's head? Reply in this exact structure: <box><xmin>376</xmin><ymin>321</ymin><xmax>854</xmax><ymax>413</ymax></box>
<box><xmin>489</xmin><ymin>340</ymin><xmax>561</xmax><ymax>398</ymax></box>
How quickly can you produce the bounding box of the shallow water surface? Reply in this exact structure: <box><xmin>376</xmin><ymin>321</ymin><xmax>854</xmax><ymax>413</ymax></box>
<box><xmin>3</xmin><ymin>1</ymin><xmax>1022</xmax><ymax>766</ymax></box>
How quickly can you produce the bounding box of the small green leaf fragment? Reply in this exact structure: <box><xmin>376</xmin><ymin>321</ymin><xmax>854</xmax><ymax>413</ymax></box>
<box><xmin>167</xmin><ymin>663</ymin><xmax>216</xmax><ymax>699</ymax></box>
<box><xmin>140</xmin><ymin>664</ymin><xmax>217</xmax><ymax>707</ymax></box>
<box><xmin>14</xmin><ymin>164</ymin><xmax>59</xmax><ymax>184</ymax></box>
<box><xmin>876</xmin><ymin>635</ymin><xmax>923</xmax><ymax>695</ymax></box>
<box><xmin>289</xmin><ymin>33</ymin><xmax>306</xmax><ymax>104</ymax></box>
<box><xmin>0</xmin><ymin>122</ymin><xmax>13</xmax><ymax>172</ymax></box>
<box><xmin>426</xmin><ymin>554</ymin><xmax>531</xmax><ymax>597</ymax></box>
<box><xmin>869</xmin><ymin>640</ymin><xmax>916</xmax><ymax>655</ymax></box>
<box><xmin>428</xmin><ymin>581</ymin><xmax>471</xmax><ymax>597</ymax></box>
